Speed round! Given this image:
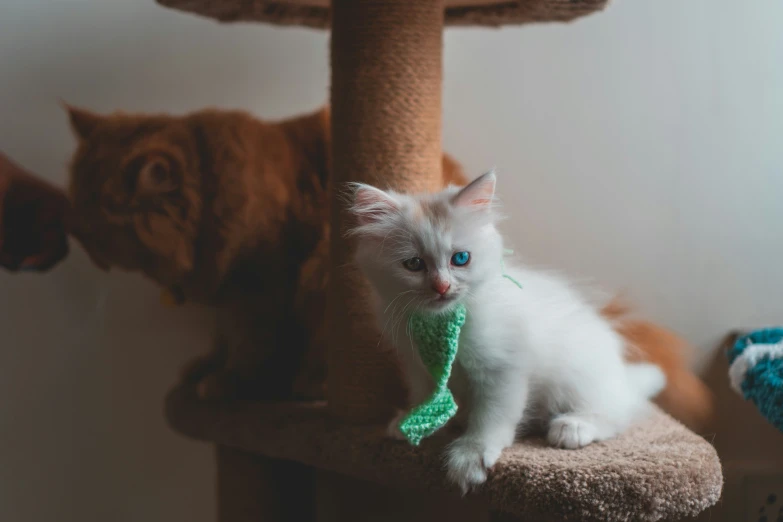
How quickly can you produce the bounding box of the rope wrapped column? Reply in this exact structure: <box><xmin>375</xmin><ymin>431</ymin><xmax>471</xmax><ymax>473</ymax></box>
<box><xmin>328</xmin><ymin>0</ymin><xmax>446</xmax><ymax>422</ymax></box>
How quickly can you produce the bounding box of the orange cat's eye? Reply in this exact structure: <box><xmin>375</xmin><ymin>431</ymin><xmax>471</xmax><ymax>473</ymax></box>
<box><xmin>125</xmin><ymin>154</ymin><xmax>178</xmax><ymax>196</ymax></box>
<box><xmin>138</xmin><ymin>158</ymin><xmax>176</xmax><ymax>193</ymax></box>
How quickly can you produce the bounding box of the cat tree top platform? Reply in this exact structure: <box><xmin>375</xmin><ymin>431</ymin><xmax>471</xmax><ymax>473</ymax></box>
<box><xmin>156</xmin><ymin>0</ymin><xmax>608</xmax><ymax>28</ymax></box>
<box><xmin>166</xmin><ymin>385</ymin><xmax>722</xmax><ymax>522</ymax></box>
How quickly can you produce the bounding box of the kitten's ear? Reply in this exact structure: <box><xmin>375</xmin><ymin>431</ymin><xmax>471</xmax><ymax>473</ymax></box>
<box><xmin>64</xmin><ymin>104</ymin><xmax>103</xmax><ymax>139</ymax></box>
<box><xmin>451</xmin><ymin>170</ymin><xmax>497</xmax><ymax>210</ymax></box>
<box><xmin>135</xmin><ymin>155</ymin><xmax>178</xmax><ymax>196</ymax></box>
<box><xmin>350</xmin><ymin>184</ymin><xmax>399</xmax><ymax>226</ymax></box>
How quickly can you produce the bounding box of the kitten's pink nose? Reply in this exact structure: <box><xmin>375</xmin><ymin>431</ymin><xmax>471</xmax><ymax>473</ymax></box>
<box><xmin>432</xmin><ymin>280</ymin><xmax>451</xmax><ymax>296</ymax></box>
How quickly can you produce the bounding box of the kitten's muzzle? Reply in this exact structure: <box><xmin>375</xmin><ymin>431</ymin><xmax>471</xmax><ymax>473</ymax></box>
<box><xmin>432</xmin><ymin>280</ymin><xmax>451</xmax><ymax>296</ymax></box>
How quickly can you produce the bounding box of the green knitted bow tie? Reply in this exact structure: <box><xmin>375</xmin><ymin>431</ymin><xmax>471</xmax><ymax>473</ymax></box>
<box><xmin>398</xmin><ymin>304</ymin><xmax>466</xmax><ymax>446</ymax></box>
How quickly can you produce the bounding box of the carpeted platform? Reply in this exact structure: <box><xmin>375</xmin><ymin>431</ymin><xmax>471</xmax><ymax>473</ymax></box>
<box><xmin>155</xmin><ymin>0</ymin><xmax>609</xmax><ymax>29</ymax></box>
<box><xmin>166</xmin><ymin>385</ymin><xmax>722</xmax><ymax>521</ymax></box>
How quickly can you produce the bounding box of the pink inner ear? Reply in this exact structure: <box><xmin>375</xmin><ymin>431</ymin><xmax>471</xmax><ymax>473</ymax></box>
<box><xmin>354</xmin><ymin>187</ymin><xmax>397</xmax><ymax>225</ymax></box>
<box><xmin>465</xmin><ymin>197</ymin><xmax>492</xmax><ymax>206</ymax></box>
<box><xmin>355</xmin><ymin>189</ymin><xmax>382</xmax><ymax>208</ymax></box>
<box><xmin>453</xmin><ymin>174</ymin><xmax>496</xmax><ymax>209</ymax></box>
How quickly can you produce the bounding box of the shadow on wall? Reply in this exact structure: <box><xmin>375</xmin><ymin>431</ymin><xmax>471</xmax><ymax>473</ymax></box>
<box><xmin>0</xmin><ymin>246</ymin><xmax>218</xmax><ymax>522</ymax></box>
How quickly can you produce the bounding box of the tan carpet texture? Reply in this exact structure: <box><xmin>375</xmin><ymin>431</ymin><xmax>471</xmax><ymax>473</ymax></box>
<box><xmin>156</xmin><ymin>0</ymin><xmax>609</xmax><ymax>29</ymax></box>
<box><xmin>166</xmin><ymin>386</ymin><xmax>722</xmax><ymax>521</ymax></box>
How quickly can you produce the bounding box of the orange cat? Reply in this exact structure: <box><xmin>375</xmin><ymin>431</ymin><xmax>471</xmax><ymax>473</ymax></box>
<box><xmin>66</xmin><ymin>105</ymin><xmax>465</xmax><ymax>400</ymax></box>
<box><xmin>65</xmin><ymin>105</ymin><xmax>712</xmax><ymax>428</ymax></box>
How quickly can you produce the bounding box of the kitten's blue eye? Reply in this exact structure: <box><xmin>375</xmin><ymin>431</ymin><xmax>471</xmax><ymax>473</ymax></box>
<box><xmin>403</xmin><ymin>257</ymin><xmax>426</xmax><ymax>272</ymax></box>
<box><xmin>451</xmin><ymin>251</ymin><xmax>470</xmax><ymax>267</ymax></box>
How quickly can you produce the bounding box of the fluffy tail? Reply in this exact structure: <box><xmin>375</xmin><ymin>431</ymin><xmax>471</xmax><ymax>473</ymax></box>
<box><xmin>626</xmin><ymin>362</ymin><xmax>667</xmax><ymax>399</ymax></box>
<box><xmin>601</xmin><ymin>299</ymin><xmax>715</xmax><ymax>432</ymax></box>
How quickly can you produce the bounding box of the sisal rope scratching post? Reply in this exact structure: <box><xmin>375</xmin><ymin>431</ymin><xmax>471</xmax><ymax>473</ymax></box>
<box><xmin>328</xmin><ymin>0</ymin><xmax>446</xmax><ymax>423</ymax></box>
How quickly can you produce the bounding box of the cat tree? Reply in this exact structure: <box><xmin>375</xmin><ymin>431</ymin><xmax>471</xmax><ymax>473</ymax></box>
<box><xmin>157</xmin><ymin>1</ymin><xmax>723</xmax><ymax>520</ymax></box>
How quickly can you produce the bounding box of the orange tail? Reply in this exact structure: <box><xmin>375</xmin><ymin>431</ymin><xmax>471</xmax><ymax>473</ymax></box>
<box><xmin>601</xmin><ymin>300</ymin><xmax>715</xmax><ymax>432</ymax></box>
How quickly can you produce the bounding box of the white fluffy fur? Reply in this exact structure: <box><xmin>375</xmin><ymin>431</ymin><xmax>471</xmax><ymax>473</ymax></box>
<box><xmin>349</xmin><ymin>171</ymin><xmax>665</xmax><ymax>494</ymax></box>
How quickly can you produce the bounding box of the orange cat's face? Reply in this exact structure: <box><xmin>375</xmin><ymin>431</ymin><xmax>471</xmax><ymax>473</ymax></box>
<box><xmin>66</xmin><ymin>106</ymin><xmax>202</xmax><ymax>297</ymax></box>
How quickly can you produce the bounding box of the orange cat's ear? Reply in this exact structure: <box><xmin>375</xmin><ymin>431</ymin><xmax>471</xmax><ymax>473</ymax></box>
<box><xmin>136</xmin><ymin>156</ymin><xmax>178</xmax><ymax>196</ymax></box>
<box><xmin>63</xmin><ymin>104</ymin><xmax>103</xmax><ymax>139</ymax></box>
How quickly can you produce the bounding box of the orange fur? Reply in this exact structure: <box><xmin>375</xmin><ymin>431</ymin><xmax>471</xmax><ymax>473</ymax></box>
<box><xmin>601</xmin><ymin>299</ymin><xmax>715</xmax><ymax>431</ymax></box>
<box><xmin>66</xmin><ymin>105</ymin><xmax>465</xmax><ymax>401</ymax></box>
<box><xmin>66</xmin><ymin>105</ymin><xmax>712</xmax><ymax>429</ymax></box>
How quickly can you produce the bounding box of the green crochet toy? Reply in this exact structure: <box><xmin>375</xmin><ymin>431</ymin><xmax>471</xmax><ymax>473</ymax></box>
<box><xmin>398</xmin><ymin>304</ymin><xmax>467</xmax><ymax>446</ymax></box>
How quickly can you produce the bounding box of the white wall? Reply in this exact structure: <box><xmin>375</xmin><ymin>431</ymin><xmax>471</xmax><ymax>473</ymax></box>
<box><xmin>0</xmin><ymin>1</ymin><xmax>780</xmax><ymax>521</ymax></box>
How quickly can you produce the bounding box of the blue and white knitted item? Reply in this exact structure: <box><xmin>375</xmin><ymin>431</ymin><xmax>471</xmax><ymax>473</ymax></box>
<box><xmin>728</xmin><ymin>328</ymin><xmax>783</xmax><ymax>433</ymax></box>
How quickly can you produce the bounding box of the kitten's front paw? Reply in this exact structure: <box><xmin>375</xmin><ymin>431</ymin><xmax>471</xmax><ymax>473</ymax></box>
<box><xmin>386</xmin><ymin>410</ymin><xmax>408</xmax><ymax>441</ymax></box>
<box><xmin>446</xmin><ymin>437</ymin><xmax>500</xmax><ymax>495</ymax></box>
<box><xmin>547</xmin><ymin>415</ymin><xmax>599</xmax><ymax>449</ymax></box>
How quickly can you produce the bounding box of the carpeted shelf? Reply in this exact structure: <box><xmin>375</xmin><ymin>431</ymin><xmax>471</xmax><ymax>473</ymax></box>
<box><xmin>166</xmin><ymin>385</ymin><xmax>722</xmax><ymax>522</ymax></box>
<box><xmin>155</xmin><ymin>0</ymin><xmax>609</xmax><ymax>28</ymax></box>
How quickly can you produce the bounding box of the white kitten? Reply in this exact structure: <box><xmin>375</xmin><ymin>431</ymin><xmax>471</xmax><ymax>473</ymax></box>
<box><xmin>348</xmin><ymin>171</ymin><xmax>665</xmax><ymax>494</ymax></box>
